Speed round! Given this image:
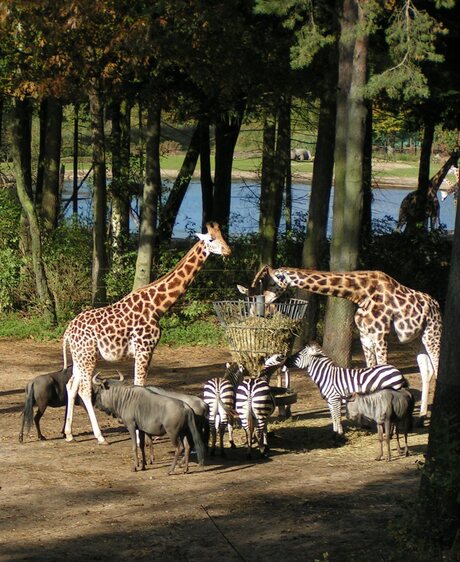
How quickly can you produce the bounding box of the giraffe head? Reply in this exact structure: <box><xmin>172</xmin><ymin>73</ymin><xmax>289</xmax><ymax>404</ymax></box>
<box><xmin>237</xmin><ymin>265</ymin><xmax>289</xmax><ymax>303</ymax></box>
<box><xmin>196</xmin><ymin>222</ymin><xmax>231</xmax><ymax>257</ymax></box>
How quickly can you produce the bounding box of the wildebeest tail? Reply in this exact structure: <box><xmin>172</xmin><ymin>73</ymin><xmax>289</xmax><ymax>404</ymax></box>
<box><xmin>186</xmin><ymin>407</ymin><xmax>206</xmax><ymax>466</ymax></box>
<box><xmin>20</xmin><ymin>382</ymin><xmax>35</xmax><ymax>440</ymax></box>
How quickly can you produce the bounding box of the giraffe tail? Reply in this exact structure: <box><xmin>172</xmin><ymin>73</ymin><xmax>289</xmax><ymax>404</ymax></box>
<box><xmin>62</xmin><ymin>331</ymin><xmax>69</xmax><ymax>370</ymax></box>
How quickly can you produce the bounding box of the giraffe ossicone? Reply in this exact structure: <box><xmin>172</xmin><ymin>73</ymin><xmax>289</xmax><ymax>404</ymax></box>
<box><xmin>63</xmin><ymin>222</ymin><xmax>231</xmax><ymax>444</ymax></box>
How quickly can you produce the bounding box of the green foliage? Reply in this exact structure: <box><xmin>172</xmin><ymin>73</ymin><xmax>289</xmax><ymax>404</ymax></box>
<box><xmin>106</xmin><ymin>251</ymin><xmax>137</xmax><ymax>301</ymax></box>
<box><xmin>42</xmin><ymin>218</ymin><xmax>92</xmax><ymax>321</ymax></box>
<box><xmin>0</xmin><ymin>312</ymin><xmax>65</xmax><ymax>340</ymax></box>
<box><xmin>0</xmin><ymin>188</ymin><xmax>21</xmax><ymax>312</ymax></box>
<box><xmin>159</xmin><ymin>315</ymin><xmax>224</xmax><ymax>346</ymax></box>
<box><xmin>0</xmin><ymin>248</ymin><xmax>21</xmax><ymax>312</ymax></box>
<box><xmin>367</xmin><ymin>2</ymin><xmax>446</xmax><ymax>100</ymax></box>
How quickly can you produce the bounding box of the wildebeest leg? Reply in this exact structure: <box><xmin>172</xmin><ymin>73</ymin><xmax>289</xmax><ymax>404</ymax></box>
<box><xmin>127</xmin><ymin>424</ymin><xmax>140</xmax><ymax>472</ymax></box>
<box><xmin>384</xmin><ymin>419</ymin><xmax>392</xmax><ymax>461</ymax></box>
<box><xmin>394</xmin><ymin>425</ymin><xmax>402</xmax><ymax>456</ymax></box>
<box><xmin>138</xmin><ymin>431</ymin><xmax>147</xmax><ymax>471</ymax></box>
<box><xmin>182</xmin><ymin>437</ymin><xmax>191</xmax><ymax>474</ymax></box>
<box><xmin>210</xmin><ymin>424</ymin><xmax>217</xmax><ymax>456</ymax></box>
<box><xmin>34</xmin><ymin>408</ymin><xmax>47</xmax><ymax>440</ymax></box>
<box><xmin>168</xmin><ymin>438</ymin><xmax>182</xmax><ymax>475</ymax></box>
<box><xmin>376</xmin><ymin>424</ymin><xmax>384</xmax><ymax>461</ymax></box>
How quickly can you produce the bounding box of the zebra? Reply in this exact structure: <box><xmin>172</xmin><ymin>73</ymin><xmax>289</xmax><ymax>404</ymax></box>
<box><xmin>203</xmin><ymin>363</ymin><xmax>246</xmax><ymax>455</ymax></box>
<box><xmin>266</xmin><ymin>342</ymin><xmax>408</xmax><ymax>439</ymax></box>
<box><xmin>235</xmin><ymin>375</ymin><xmax>275</xmax><ymax>458</ymax></box>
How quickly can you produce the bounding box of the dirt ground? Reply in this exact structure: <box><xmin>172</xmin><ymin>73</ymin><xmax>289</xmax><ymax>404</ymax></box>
<box><xmin>0</xmin><ymin>338</ymin><xmax>433</xmax><ymax>562</ymax></box>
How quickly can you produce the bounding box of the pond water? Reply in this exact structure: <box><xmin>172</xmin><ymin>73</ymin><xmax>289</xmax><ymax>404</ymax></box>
<box><xmin>63</xmin><ymin>180</ymin><xmax>456</xmax><ymax>238</ymax></box>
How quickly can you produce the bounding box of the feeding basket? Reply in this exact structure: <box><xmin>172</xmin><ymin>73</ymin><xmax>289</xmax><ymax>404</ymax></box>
<box><xmin>213</xmin><ymin>298</ymin><xmax>308</xmax><ymax>378</ymax></box>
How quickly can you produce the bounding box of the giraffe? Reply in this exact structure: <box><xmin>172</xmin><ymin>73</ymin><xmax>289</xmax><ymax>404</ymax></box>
<box><xmin>238</xmin><ymin>266</ymin><xmax>442</xmax><ymax>420</ymax></box>
<box><xmin>63</xmin><ymin>222</ymin><xmax>231</xmax><ymax>444</ymax></box>
<box><xmin>396</xmin><ymin>147</ymin><xmax>460</xmax><ymax>232</ymax></box>
<box><xmin>439</xmin><ymin>165</ymin><xmax>459</xmax><ymax>206</ymax></box>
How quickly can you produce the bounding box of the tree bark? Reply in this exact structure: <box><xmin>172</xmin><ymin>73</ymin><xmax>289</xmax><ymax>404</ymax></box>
<box><xmin>259</xmin><ymin>111</ymin><xmax>277</xmax><ymax>266</ymax></box>
<box><xmin>10</xmin><ymin>98</ymin><xmax>57</xmax><ymax>325</ymax></box>
<box><xmin>199</xmin><ymin>119</ymin><xmax>214</xmax><ymax>232</ymax></box>
<box><xmin>110</xmin><ymin>98</ymin><xmax>131</xmax><ymax>260</ymax></box>
<box><xmin>89</xmin><ymin>86</ymin><xmax>108</xmax><ymax>306</ymax></box>
<box><xmin>212</xmin><ymin>106</ymin><xmax>244</xmax><ymax>235</ymax></box>
<box><xmin>300</xmin><ymin>91</ymin><xmax>337</xmax><ymax>343</ymax></box>
<box><xmin>40</xmin><ymin>97</ymin><xmax>63</xmax><ymax>233</ymax></box>
<box><xmin>323</xmin><ymin>0</ymin><xmax>367</xmax><ymax>366</ymax></box>
<box><xmin>418</xmin><ymin>199</ymin><xmax>460</xmax><ymax>550</ymax></box>
<box><xmin>406</xmin><ymin>114</ymin><xmax>435</xmax><ymax>233</ymax></box>
<box><xmin>133</xmin><ymin>102</ymin><xmax>161</xmax><ymax>290</ymax></box>
<box><xmin>158</xmin><ymin>123</ymin><xmax>201</xmax><ymax>241</ymax></box>
<box><xmin>72</xmin><ymin>104</ymin><xmax>79</xmax><ymax>216</ymax></box>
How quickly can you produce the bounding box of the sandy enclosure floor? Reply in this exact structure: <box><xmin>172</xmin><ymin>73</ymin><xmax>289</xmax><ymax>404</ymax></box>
<box><xmin>0</xmin><ymin>338</ymin><xmax>433</xmax><ymax>561</ymax></box>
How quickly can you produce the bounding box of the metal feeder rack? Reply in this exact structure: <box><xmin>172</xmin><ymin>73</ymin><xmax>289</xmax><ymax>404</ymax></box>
<box><xmin>213</xmin><ymin>297</ymin><xmax>308</xmax><ymax>417</ymax></box>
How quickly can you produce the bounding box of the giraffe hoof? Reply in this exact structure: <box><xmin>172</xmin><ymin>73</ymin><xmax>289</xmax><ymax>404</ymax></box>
<box><xmin>65</xmin><ymin>435</ymin><xmax>74</xmax><ymax>442</ymax></box>
<box><xmin>97</xmin><ymin>438</ymin><xmax>109</xmax><ymax>446</ymax></box>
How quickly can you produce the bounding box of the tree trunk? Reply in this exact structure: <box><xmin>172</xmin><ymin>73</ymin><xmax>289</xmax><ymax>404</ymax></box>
<box><xmin>133</xmin><ymin>102</ymin><xmax>161</xmax><ymax>290</ymax></box>
<box><xmin>89</xmin><ymin>87</ymin><xmax>108</xmax><ymax>306</ymax></box>
<box><xmin>361</xmin><ymin>103</ymin><xmax>373</xmax><ymax>244</ymax></box>
<box><xmin>72</xmin><ymin>104</ymin><xmax>79</xmax><ymax>216</ymax></box>
<box><xmin>158</xmin><ymin>123</ymin><xmax>201</xmax><ymax>241</ymax></box>
<box><xmin>110</xmin><ymin>99</ymin><xmax>131</xmax><ymax>260</ymax></box>
<box><xmin>259</xmin><ymin>111</ymin><xmax>277</xmax><ymax>266</ymax></box>
<box><xmin>199</xmin><ymin>119</ymin><xmax>214</xmax><ymax>231</ymax></box>
<box><xmin>213</xmin><ymin>106</ymin><xmax>244</xmax><ymax>234</ymax></box>
<box><xmin>40</xmin><ymin>97</ymin><xmax>63</xmax><ymax>233</ymax></box>
<box><xmin>418</xmin><ymin>200</ymin><xmax>460</xmax><ymax>550</ymax></box>
<box><xmin>323</xmin><ymin>0</ymin><xmax>367</xmax><ymax>366</ymax></box>
<box><xmin>300</xmin><ymin>91</ymin><xmax>337</xmax><ymax>343</ymax></box>
<box><xmin>10</xmin><ymin>98</ymin><xmax>57</xmax><ymax>325</ymax></box>
<box><xmin>406</xmin><ymin>114</ymin><xmax>435</xmax><ymax>233</ymax></box>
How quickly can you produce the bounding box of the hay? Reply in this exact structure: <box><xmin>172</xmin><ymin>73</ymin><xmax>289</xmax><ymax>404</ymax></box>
<box><xmin>223</xmin><ymin>313</ymin><xmax>302</xmax><ymax>377</ymax></box>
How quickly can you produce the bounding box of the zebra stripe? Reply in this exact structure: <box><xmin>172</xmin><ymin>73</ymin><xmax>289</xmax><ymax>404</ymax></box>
<box><xmin>287</xmin><ymin>342</ymin><xmax>407</xmax><ymax>436</ymax></box>
<box><xmin>203</xmin><ymin>377</ymin><xmax>235</xmax><ymax>455</ymax></box>
<box><xmin>236</xmin><ymin>376</ymin><xmax>275</xmax><ymax>457</ymax></box>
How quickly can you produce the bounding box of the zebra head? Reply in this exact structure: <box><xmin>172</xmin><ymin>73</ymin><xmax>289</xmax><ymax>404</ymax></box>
<box><xmin>286</xmin><ymin>342</ymin><xmax>324</xmax><ymax>369</ymax></box>
<box><xmin>263</xmin><ymin>354</ymin><xmax>286</xmax><ymax>368</ymax></box>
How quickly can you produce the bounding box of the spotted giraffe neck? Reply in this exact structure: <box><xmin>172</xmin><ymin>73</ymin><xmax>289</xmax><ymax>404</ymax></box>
<box><xmin>278</xmin><ymin>268</ymin><xmax>383</xmax><ymax>305</ymax></box>
<box><xmin>127</xmin><ymin>240</ymin><xmax>209</xmax><ymax>318</ymax></box>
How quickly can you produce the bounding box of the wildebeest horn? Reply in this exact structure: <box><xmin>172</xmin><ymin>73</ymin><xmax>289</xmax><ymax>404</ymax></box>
<box><xmin>116</xmin><ymin>370</ymin><xmax>124</xmax><ymax>382</ymax></box>
<box><xmin>92</xmin><ymin>372</ymin><xmax>104</xmax><ymax>386</ymax></box>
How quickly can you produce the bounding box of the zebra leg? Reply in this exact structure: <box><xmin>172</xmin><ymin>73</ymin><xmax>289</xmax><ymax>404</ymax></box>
<box><xmin>227</xmin><ymin>422</ymin><xmax>236</xmax><ymax>449</ymax></box>
<box><xmin>328</xmin><ymin>399</ymin><xmax>345</xmax><ymax>441</ymax></box>
<box><xmin>218</xmin><ymin>421</ymin><xmax>227</xmax><ymax>457</ymax></box>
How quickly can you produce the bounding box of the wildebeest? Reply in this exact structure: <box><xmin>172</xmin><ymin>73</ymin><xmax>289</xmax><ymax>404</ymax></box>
<box><xmin>346</xmin><ymin>388</ymin><xmax>414</xmax><ymax>461</ymax></box>
<box><xmin>19</xmin><ymin>365</ymin><xmax>82</xmax><ymax>443</ymax></box>
<box><xmin>291</xmin><ymin>148</ymin><xmax>312</xmax><ymax>161</ymax></box>
<box><xmin>92</xmin><ymin>374</ymin><xmax>206</xmax><ymax>473</ymax></box>
<box><xmin>145</xmin><ymin>385</ymin><xmax>209</xmax><ymax>461</ymax></box>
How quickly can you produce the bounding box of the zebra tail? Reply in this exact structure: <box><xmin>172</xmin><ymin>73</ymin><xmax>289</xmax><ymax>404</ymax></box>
<box><xmin>186</xmin><ymin>408</ymin><xmax>206</xmax><ymax>466</ymax></box>
<box><xmin>20</xmin><ymin>382</ymin><xmax>35</xmax><ymax>439</ymax></box>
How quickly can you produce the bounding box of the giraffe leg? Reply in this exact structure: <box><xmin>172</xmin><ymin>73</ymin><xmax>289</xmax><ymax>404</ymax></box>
<box><xmin>133</xmin><ymin>345</ymin><xmax>155</xmax><ymax>386</ymax></box>
<box><xmin>77</xmin><ymin>382</ymin><xmax>107</xmax><ymax>445</ymax></box>
<box><xmin>64</xmin><ymin>372</ymin><xmax>80</xmax><ymax>442</ymax></box>
<box><xmin>417</xmin><ymin>353</ymin><xmax>434</xmax><ymax>420</ymax></box>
